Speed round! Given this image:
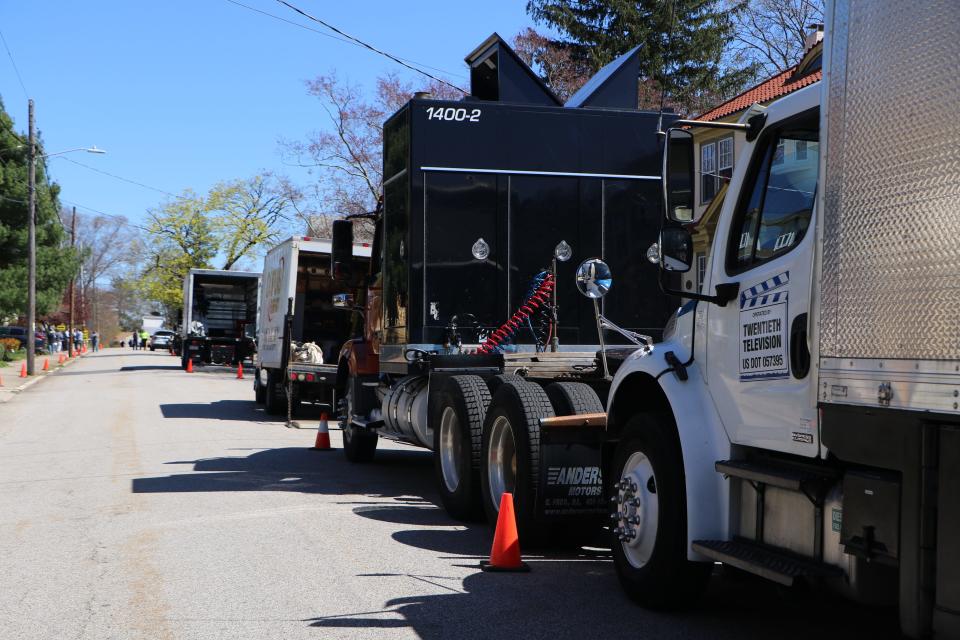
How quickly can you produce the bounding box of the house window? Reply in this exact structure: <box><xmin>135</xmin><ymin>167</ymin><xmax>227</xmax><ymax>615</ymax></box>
<box><xmin>718</xmin><ymin>137</ymin><xmax>734</xmax><ymax>183</ymax></box>
<box><xmin>696</xmin><ymin>253</ymin><xmax>708</xmax><ymax>293</ymax></box>
<box><xmin>701</xmin><ymin>142</ymin><xmax>717</xmax><ymax>203</ymax></box>
<box><xmin>701</xmin><ymin>137</ymin><xmax>733</xmax><ymax>204</ymax></box>
<box><xmin>796</xmin><ymin>139</ymin><xmax>807</xmax><ymax>160</ymax></box>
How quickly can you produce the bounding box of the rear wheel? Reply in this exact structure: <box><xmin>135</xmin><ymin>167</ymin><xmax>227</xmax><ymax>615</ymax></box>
<box><xmin>431</xmin><ymin>375</ymin><xmax>491</xmax><ymax>521</ymax></box>
<box><xmin>480</xmin><ymin>381</ymin><xmax>554</xmax><ymax>541</ymax></box>
<box><xmin>610</xmin><ymin>413</ymin><xmax>711</xmax><ymax>608</ymax></box>
<box><xmin>253</xmin><ymin>369</ymin><xmax>266</xmax><ymax>404</ymax></box>
<box><xmin>485</xmin><ymin>374</ymin><xmax>524</xmax><ymax>396</ymax></box>
<box><xmin>264</xmin><ymin>369</ymin><xmax>285</xmax><ymax>416</ymax></box>
<box><xmin>342</xmin><ymin>378</ymin><xmax>377</xmax><ymax>462</ymax></box>
<box><xmin>545</xmin><ymin>381</ymin><xmax>604</xmax><ymax>416</ymax></box>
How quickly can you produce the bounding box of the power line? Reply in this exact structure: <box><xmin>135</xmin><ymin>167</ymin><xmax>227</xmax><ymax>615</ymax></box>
<box><xmin>273</xmin><ymin>0</ymin><xmax>467</xmax><ymax>94</ymax></box>
<box><xmin>59</xmin><ymin>199</ymin><xmax>131</xmax><ymax>224</ymax></box>
<box><xmin>55</xmin><ymin>156</ymin><xmax>188</xmax><ymax>200</ymax></box>
<box><xmin>0</xmin><ymin>27</ymin><xmax>29</xmax><ymax>99</ymax></box>
<box><xmin>223</xmin><ymin>0</ymin><xmax>468</xmax><ymax>81</ymax></box>
<box><xmin>0</xmin><ymin>115</ymin><xmax>27</xmax><ymax>146</ymax></box>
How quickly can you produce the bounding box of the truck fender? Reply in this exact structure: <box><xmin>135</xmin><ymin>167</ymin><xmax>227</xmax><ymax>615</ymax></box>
<box><xmin>336</xmin><ymin>338</ymin><xmax>379</xmax><ymax>388</ymax></box>
<box><xmin>606</xmin><ymin>348</ymin><xmax>731</xmax><ymax>560</ymax></box>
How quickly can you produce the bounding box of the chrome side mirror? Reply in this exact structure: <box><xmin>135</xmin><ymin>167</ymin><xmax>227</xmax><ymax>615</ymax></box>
<box><xmin>575</xmin><ymin>258</ymin><xmax>612</xmax><ymax>299</ymax></box>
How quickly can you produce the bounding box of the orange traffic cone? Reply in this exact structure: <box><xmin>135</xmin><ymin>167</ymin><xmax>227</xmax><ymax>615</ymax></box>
<box><xmin>236</xmin><ymin>362</ymin><xmax>244</xmax><ymax>379</ymax></box>
<box><xmin>42</xmin><ymin>358</ymin><xmax>49</xmax><ymax>371</ymax></box>
<box><xmin>0</xmin><ymin>373</ymin><xmax>4</xmax><ymax>386</ymax></box>
<box><xmin>312</xmin><ymin>412</ymin><xmax>332</xmax><ymax>450</ymax></box>
<box><xmin>58</xmin><ymin>353</ymin><xmax>64</xmax><ymax>365</ymax></box>
<box><xmin>481</xmin><ymin>493</ymin><xmax>529</xmax><ymax>572</ymax></box>
<box><xmin>186</xmin><ymin>358</ymin><xmax>193</xmax><ymax>373</ymax></box>
<box><xmin>82</xmin><ymin>344</ymin><xmax>87</xmax><ymax>354</ymax></box>
<box><xmin>19</xmin><ymin>362</ymin><xmax>27</xmax><ymax>378</ymax></box>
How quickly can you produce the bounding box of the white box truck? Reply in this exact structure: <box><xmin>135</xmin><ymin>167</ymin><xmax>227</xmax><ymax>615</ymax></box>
<box><xmin>587</xmin><ymin>1</ymin><xmax>960</xmax><ymax>636</ymax></box>
<box><xmin>255</xmin><ymin>235</ymin><xmax>371</xmax><ymax>416</ymax></box>
<box><xmin>180</xmin><ymin>269</ymin><xmax>261</xmax><ymax>369</ymax></box>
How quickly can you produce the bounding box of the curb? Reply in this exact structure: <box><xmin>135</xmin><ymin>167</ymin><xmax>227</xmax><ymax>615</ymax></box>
<box><xmin>0</xmin><ymin>354</ymin><xmax>83</xmax><ymax>403</ymax></box>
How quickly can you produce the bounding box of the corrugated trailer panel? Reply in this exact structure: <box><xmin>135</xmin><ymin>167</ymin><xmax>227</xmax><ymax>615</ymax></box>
<box><xmin>818</xmin><ymin>0</ymin><xmax>960</xmax><ymax>413</ymax></box>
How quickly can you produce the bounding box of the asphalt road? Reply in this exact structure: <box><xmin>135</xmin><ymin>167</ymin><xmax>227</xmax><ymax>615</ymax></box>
<box><xmin>0</xmin><ymin>350</ymin><xmax>902</xmax><ymax>639</ymax></box>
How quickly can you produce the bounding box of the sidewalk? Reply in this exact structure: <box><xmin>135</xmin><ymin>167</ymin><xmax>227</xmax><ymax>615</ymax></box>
<box><xmin>0</xmin><ymin>350</ymin><xmax>90</xmax><ymax>403</ymax></box>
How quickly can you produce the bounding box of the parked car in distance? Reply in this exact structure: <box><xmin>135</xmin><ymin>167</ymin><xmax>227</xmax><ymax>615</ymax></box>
<box><xmin>149</xmin><ymin>330</ymin><xmax>175</xmax><ymax>351</ymax></box>
<box><xmin>0</xmin><ymin>326</ymin><xmax>46</xmax><ymax>353</ymax></box>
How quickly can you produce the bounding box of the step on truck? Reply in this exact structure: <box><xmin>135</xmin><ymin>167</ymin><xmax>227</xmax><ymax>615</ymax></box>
<box><xmin>329</xmin><ymin>33</ymin><xmax>680</xmax><ymax>542</ymax></box>
<box><xmin>254</xmin><ymin>235</ymin><xmax>371</xmax><ymax>417</ymax></box>
<box><xmin>590</xmin><ymin>1</ymin><xmax>960</xmax><ymax>636</ymax></box>
<box><xmin>180</xmin><ymin>269</ymin><xmax>261</xmax><ymax>369</ymax></box>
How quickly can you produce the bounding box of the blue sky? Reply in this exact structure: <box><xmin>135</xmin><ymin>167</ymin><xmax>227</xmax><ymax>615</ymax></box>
<box><xmin>0</xmin><ymin>1</ymin><xmax>534</xmax><ymax>227</ymax></box>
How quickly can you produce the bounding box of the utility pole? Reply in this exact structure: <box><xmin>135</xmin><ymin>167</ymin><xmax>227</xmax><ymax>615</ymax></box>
<box><xmin>69</xmin><ymin>207</ymin><xmax>76</xmax><ymax>356</ymax></box>
<box><xmin>26</xmin><ymin>99</ymin><xmax>36</xmax><ymax>376</ymax></box>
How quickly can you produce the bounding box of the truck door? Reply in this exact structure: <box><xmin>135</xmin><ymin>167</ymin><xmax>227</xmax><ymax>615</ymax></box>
<box><xmin>705</xmin><ymin>108</ymin><xmax>820</xmax><ymax>455</ymax></box>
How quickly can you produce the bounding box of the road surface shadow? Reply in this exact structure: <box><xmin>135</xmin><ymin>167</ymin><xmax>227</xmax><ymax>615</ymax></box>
<box><xmin>160</xmin><ymin>400</ymin><xmax>268</xmax><ymax>421</ymax></box>
<box><xmin>305</xmin><ymin>561</ymin><xmax>901</xmax><ymax>640</ymax></box>
<box><xmin>120</xmin><ymin>365</ymin><xmax>183</xmax><ymax>372</ymax></box>
<box><xmin>132</xmin><ymin>446</ymin><xmax>437</xmax><ymax>502</ymax></box>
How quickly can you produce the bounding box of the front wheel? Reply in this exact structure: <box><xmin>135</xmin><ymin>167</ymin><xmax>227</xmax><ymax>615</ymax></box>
<box><xmin>610</xmin><ymin>413</ymin><xmax>711</xmax><ymax>609</ymax></box>
<box><xmin>342</xmin><ymin>378</ymin><xmax>377</xmax><ymax>462</ymax></box>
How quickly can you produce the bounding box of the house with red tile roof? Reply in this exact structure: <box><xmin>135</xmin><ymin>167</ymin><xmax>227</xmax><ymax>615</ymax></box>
<box><xmin>682</xmin><ymin>27</ymin><xmax>822</xmax><ymax>295</ymax></box>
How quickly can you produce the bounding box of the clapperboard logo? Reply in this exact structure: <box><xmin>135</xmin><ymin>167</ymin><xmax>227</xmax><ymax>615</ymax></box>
<box><xmin>739</xmin><ymin>271</ymin><xmax>789</xmax><ymax>309</ymax></box>
<box><xmin>739</xmin><ymin>271</ymin><xmax>790</xmax><ymax>380</ymax></box>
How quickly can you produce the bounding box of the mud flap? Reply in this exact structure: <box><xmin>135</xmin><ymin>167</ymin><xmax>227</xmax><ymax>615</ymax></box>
<box><xmin>537</xmin><ymin>424</ymin><xmax>606</xmax><ymax>520</ymax></box>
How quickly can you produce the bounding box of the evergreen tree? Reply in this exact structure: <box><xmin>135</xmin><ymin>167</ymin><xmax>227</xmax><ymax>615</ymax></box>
<box><xmin>526</xmin><ymin>0</ymin><xmax>757</xmax><ymax>113</ymax></box>
<box><xmin>0</xmin><ymin>96</ymin><xmax>81</xmax><ymax>320</ymax></box>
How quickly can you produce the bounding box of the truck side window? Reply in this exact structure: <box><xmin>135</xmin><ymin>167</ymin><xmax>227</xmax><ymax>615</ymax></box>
<box><xmin>729</xmin><ymin>113</ymin><xmax>819</xmax><ymax>271</ymax></box>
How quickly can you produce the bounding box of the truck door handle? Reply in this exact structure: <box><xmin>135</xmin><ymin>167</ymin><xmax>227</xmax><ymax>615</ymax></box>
<box><xmin>790</xmin><ymin>313</ymin><xmax>810</xmax><ymax>379</ymax></box>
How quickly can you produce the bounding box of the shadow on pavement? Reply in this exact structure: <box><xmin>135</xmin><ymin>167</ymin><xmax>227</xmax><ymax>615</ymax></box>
<box><xmin>132</xmin><ymin>446</ymin><xmax>437</xmax><ymax>501</ymax></box>
<box><xmin>132</xmin><ymin>445</ymin><xmax>900</xmax><ymax>640</ymax></box>
<box><xmin>120</xmin><ymin>365</ymin><xmax>184</xmax><ymax>372</ymax></box>
<box><xmin>159</xmin><ymin>400</ymin><xmax>268</xmax><ymax>421</ymax></box>
<box><xmin>304</xmin><ymin>560</ymin><xmax>901</xmax><ymax>640</ymax></box>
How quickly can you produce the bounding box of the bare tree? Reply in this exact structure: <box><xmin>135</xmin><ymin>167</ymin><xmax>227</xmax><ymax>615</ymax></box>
<box><xmin>512</xmin><ymin>28</ymin><xmax>593</xmax><ymax>102</ymax></box>
<box><xmin>283</xmin><ymin>71</ymin><xmax>460</xmax><ymax>239</ymax></box>
<box><xmin>729</xmin><ymin>0</ymin><xmax>824</xmax><ymax>78</ymax></box>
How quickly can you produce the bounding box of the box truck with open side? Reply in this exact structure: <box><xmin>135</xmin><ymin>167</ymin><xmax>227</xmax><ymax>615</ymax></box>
<box><xmin>180</xmin><ymin>269</ymin><xmax>260</xmax><ymax>369</ymax></box>
<box><xmin>580</xmin><ymin>1</ymin><xmax>960</xmax><ymax>636</ymax></box>
<box><xmin>254</xmin><ymin>236</ymin><xmax>371</xmax><ymax>416</ymax></box>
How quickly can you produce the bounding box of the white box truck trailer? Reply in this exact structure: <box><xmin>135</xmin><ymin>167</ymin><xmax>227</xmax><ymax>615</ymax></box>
<box><xmin>255</xmin><ymin>235</ymin><xmax>371</xmax><ymax>416</ymax></box>
<box><xmin>180</xmin><ymin>269</ymin><xmax>261</xmax><ymax>369</ymax></box>
<box><xmin>593</xmin><ymin>0</ymin><xmax>960</xmax><ymax>636</ymax></box>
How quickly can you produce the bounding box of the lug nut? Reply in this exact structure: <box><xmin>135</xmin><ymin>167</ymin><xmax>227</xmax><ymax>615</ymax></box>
<box><xmin>630</xmin><ymin>498</ymin><xmax>641</xmax><ymax>507</ymax></box>
<box><xmin>628</xmin><ymin>516</ymin><xmax>640</xmax><ymax>525</ymax></box>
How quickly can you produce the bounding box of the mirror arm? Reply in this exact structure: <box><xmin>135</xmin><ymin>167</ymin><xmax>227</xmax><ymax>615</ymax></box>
<box><xmin>659</xmin><ymin>272</ymin><xmax>740</xmax><ymax>307</ymax></box>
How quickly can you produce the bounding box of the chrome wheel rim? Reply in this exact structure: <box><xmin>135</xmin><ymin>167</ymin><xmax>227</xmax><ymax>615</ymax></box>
<box><xmin>439</xmin><ymin>406</ymin><xmax>463</xmax><ymax>493</ymax></box>
<box><xmin>612</xmin><ymin>451</ymin><xmax>659</xmax><ymax>569</ymax></box>
<box><xmin>487</xmin><ymin>415</ymin><xmax>516</xmax><ymax>512</ymax></box>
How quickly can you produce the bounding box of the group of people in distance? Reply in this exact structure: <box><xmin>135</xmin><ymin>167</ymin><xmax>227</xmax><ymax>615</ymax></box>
<box><xmin>124</xmin><ymin>329</ymin><xmax>152</xmax><ymax>350</ymax></box>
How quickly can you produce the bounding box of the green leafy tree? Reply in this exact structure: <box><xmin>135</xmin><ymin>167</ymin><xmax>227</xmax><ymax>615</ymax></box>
<box><xmin>0</xmin><ymin>96</ymin><xmax>81</xmax><ymax>320</ymax></box>
<box><xmin>525</xmin><ymin>0</ymin><xmax>757</xmax><ymax>114</ymax></box>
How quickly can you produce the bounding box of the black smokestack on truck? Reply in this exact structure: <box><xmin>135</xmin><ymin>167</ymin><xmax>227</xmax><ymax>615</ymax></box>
<box><xmin>331</xmin><ymin>34</ymin><xmax>677</xmax><ymax>538</ymax></box>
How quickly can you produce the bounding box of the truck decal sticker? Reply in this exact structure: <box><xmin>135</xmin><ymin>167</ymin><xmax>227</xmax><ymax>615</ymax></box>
<box><xmin>739</xmin><ymin>277</ymin><xmax>790</xmax><ymax>381</ymax></box>
<box><xmin>739</xmin><ymin>270</ymin><xmax>789</xmax><ymax>308</ymax></box>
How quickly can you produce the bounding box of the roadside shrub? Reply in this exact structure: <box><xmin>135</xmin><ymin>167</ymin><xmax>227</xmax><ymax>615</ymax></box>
<box><xmin>0</xmin><ymin>343</ymin><xmax>5</xmax><ymax>362</ymax></box>
<box><xmin>0</xmin><ymin>338</ymin><xmax>21</xmax><ymax>356</ymax></box>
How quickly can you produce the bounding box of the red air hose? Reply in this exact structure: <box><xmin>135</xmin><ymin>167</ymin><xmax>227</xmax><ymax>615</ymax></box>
<box><xmin>477</xmin><ymin>273</ymin><xmax>555</xmax><ymax>354</ymax></box>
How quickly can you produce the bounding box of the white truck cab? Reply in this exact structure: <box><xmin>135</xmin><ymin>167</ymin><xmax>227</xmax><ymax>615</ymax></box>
<box><xmin>602</xmin><ymin>2</ymin><xmax>960</xmax><ymax>637</ymax></box>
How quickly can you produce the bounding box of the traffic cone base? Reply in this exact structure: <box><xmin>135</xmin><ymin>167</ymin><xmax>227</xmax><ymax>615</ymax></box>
<box><xmin>19</xmin><ymin>362</ymin><xmax>27</xmax><ymax>378</ymax></box>
<box><xmin>236</xmin><ymin>362</ymin><xmax>244</xmax><ymax>379</ymax></box>
<box><xmin>480</xmin><ymin>492</ymin><xmax>530</xmax><ymax>572</ymax></box>
<box><xmin>186</xmin><ymin>358</ymin><xmax>193</xmax><ymax>373</ymax></box>
<box><xmin>311</xmin><ymin>412</ymin><xmax>333</xmax><ymax>451</ymax></box>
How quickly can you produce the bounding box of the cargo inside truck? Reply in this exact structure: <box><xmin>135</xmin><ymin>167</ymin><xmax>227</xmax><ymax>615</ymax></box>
<box><xmin>181</xmin><ymin>269</ymin><xmax>261</xmax><ymax>368</ymax></box>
